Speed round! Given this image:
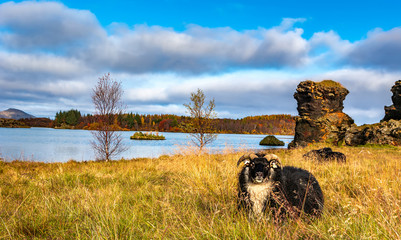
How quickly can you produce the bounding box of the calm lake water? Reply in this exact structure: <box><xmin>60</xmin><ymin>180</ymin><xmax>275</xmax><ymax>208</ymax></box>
<box><xmin>0</xmin><ymin>127</ymin><xmax>293</xmax><ymax>162</ymax></box>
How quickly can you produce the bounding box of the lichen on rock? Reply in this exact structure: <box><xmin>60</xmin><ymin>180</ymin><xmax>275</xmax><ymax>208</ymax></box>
<box><xmin>290</xmin><ymin>79</ymin><xmax>401</xmax><ymax>148</ymax></box>
<box><xmin>344</xmin><ymin>80</ymin><xmax>401</xmax><ymax>146</ymax></box>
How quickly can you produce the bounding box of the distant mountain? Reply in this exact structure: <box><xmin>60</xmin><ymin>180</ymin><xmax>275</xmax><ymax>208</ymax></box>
<box><xmin>0</xmin><ymin>108</ymin><xmax>35</xmax><ymax>120</ymax></box>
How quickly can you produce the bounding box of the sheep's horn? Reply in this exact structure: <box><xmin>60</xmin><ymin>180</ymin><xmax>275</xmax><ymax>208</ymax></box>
<box><xmin>263</xmin><ymin>154</ymin><xmax>279</xmax><ymax>161</ymax></box>
<box><xmin>237</xmin><ymin>153</ymin><xmax>258</xmax><ymax>166</ymax></box>
<box><xmin>264</xmin><ymin>154</ymin><xmax>282</xmax><ymax>168</ymax></box>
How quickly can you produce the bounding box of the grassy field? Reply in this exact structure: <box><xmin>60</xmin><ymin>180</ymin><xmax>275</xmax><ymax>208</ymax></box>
<box><xmin>0</xmin><ymin>144</ymin><xmax>400</xmax><ymax>239</ymax></box>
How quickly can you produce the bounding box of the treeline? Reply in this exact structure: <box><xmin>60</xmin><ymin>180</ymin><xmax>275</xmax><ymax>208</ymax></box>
<box><xmin>52</xmin><ymin>109</ymin><xmax>295</xmax><ymax>135</ymax></box>
<box><xmin>213</xmin><ymin>115</ymin><xmax>294</xmax><ymax>135</ymax></box>
<box><xmin>55</xmin><ymin>110</ymin><xmax>81</xmax><ymax>127</ymax></box>
<box><xmin>0</xmin><ymin>118</ymin><xmax>29</xmax><ymax>128</ymax></box>
<box><xmin>0</xmin><ymin>118</ymin><xmax>53</xmax><ymax>128</ymax></box>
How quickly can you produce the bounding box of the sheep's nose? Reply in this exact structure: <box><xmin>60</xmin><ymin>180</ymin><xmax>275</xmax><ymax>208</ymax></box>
<box><xmin>256</xmin><ymin>172</ymin><xmax>264</xmax><ymax>178</ymax></box>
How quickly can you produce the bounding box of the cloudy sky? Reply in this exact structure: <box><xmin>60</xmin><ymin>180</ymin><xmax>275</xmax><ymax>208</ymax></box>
<box><xmin>0</xmin><ymin>0</ymin><xmax>400</xmax><ymax>125</ymax></box>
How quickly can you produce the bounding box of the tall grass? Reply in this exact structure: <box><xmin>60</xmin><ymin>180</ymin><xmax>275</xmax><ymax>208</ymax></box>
<box><xmin>0</xmin><ymin>145</ymin><xmax>400</xmax><ymax>239</ymax></box>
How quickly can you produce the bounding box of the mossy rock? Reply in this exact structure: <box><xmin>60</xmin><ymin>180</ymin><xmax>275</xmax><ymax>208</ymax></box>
<box><xmin>316</xmin><ymin>80</ymin><xmax>344</xmax><ymax>88</ymax></box>
<box><xmin>259</xmin><ymin>135</ymin><xmax>285</xmax><ymax>146</ymax></box>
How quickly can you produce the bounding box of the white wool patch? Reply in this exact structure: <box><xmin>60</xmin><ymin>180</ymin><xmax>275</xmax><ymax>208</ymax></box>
<box><xmin>247</xmin><ymin>181</ymin><xmax>274</xmax><ymax>216</ymax></box>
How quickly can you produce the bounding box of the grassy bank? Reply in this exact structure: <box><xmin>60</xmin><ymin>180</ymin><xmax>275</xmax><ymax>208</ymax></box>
<box><xmin>0</xmin><ymin>145</ymin><xmax>400</xmax><ymax>239</ymax></box>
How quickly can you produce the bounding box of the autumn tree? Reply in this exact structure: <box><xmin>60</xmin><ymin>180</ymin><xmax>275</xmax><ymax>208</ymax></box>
<box><xmin>183</xmin><ymin>88</ymin><xmax>217</xmax><ymax>152</ymax></box>
<box><xmin>91</xmin><ymin>73</ymin><xmax>127</xmax><ymax>161</ymax></box>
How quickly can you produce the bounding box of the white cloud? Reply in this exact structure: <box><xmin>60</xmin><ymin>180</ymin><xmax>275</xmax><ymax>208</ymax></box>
<box><xmin>275</xmin><ymin>18</ymin><xmax>306</xmax><ymax>32</ymax></box>
<box><xmin>310</xmin><ymin>68</ymin><xmax>401</xmax><ymax>124</ymax></box>
<box><xmin>126</xmin><ymin>88</ymin><xmax>169</xmax><ymax>102</ymax></box>
<box><xmin>347</xmin><ymin>27</ymin><xmax>401</xmax><ymax>70</ymax></box>
<box><xmin>0</xmin><ymin>52</ymin><xmax>90</xmax><ymax>77</ymax></box>
<box><xmin>127</xmin><ymin>104</ymin><xmax>186</xmax><ymax>116</ymax></box>
<box><xmin>40</xmin><ymin>80</ymin><xmax>90</xmax><ymax>96</ymax></box>
<box><xmin>81</xmin><ymin>22</ymin><xmax>310</xmax><ymax>73</ymax></box>
<box><xmin>344</xmin><ymin>107</ymin><xmax>383</xmax><ymax>123</ymax></box>
<box><xmin>310</xmin><ymin>30</ymin><xmax>352</xmax><ymax>55</ymax></box>
<box><xmin>311</xmin><ymin>68</ymin><xmax>397</xmax><ymax>92</ymax></box>
<box><xmin>0</xmin><ymin>1</ymin><xmax>105</xmax><ymax>50</ymax></box>
<box><xmin>0</xmin><ymin>1</ymin><xmax>400</xmax><ymax>126</ymax></box>
<box><xmin>308</xmin><ymin>30</ymin><xmax>352</xmax><ymax>67</ymax></box>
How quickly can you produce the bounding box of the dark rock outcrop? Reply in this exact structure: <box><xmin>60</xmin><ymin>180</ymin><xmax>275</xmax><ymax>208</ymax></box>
<box><xmin>345</xmin><ymin>120</ymin><xmax>401</xmax><ymax>146</ymax></box>
<box><xmin>289</xmin><ymin>80</ymin><xmax>354</xmax><ymax>148</ymax></box>
<box><xmin>290</xmin><ymin>79</ymin><xmax>401</xmax><ymax>147</ymax></box>
<box><xmin>303</xmin><ymin>147</ymin><xmax>346</xmax><ymax>163</ymax></box>
<box><xmin>383</xmin><ymin>80</ymin><xmax>401</xmax><ymax>121</ymax></box>
<box><xmin>344</xmin><ymin>80</ymin><xmax>401</xmax><ymax>146</ymax></box>
<box><xmin>295</xmin><ymin>80</ymin><xmax>349</xmax><ymax>118</ymax></box>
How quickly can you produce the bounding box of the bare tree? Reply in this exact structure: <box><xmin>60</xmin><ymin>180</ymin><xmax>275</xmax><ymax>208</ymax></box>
<box><xmin>184</xmin><ymin>88</ymin><xmax>217</xmax><ymax>152</ymax></box>
<box><xmin>91</xmin><ymin>73</ymin><xmax>127</xmax><ymax>161</ymax></box>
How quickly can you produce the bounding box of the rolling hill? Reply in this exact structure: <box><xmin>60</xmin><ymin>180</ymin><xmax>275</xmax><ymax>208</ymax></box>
<box><xmin>0</xmin><ymin>108</ymin><xmax>35</xmax><ymax>120</ymax></box>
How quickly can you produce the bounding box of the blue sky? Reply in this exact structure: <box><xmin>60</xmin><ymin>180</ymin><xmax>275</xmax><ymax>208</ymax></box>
<box><xmin>63</xmin><ymin>0</ymin><xmax>401</xmax><ymax>41</ymax></box>
<box><xmin>0</xmin><ymin>0</ymin><xmax>401</xmax><ymax>125</ymax></box>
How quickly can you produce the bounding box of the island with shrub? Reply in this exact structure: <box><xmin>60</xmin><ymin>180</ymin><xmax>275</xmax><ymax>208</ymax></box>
<box><xmin>130</xmin><ymin>131</ymin><xmax>166</xmax><ymax>140</ymax></box>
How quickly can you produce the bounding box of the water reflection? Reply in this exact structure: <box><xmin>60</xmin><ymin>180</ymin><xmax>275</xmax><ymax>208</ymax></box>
<box><xmin>0</xmin><ymin>128</ymin><xmax>293</xmax><ymax>162</ymax></box>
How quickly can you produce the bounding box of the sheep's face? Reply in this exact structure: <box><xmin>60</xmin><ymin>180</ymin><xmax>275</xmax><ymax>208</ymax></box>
<box><xmin>248</xmin><ymin>158</ymin><xmax>270</xmax><ymax>183</ymax></box>
<box><xmin>238</xmin><ymin>153</ymin><xmax>282</xmax><ymax>184</ymax></box>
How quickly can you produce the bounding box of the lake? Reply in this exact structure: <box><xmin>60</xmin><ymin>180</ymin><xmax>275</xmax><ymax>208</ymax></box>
<box><xmin>0</xmin><ymin>128</ymin><xmax>293</xmax><ymax>162</ymax></box>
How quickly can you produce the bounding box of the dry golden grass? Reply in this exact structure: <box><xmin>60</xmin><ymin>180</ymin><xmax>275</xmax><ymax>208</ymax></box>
<box><xmin>0</xmin><ymin>144</ymin><xmax>400</xmax><ymax>239</ymax></box>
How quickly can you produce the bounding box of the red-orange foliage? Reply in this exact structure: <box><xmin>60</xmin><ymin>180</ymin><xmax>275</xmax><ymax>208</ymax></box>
<box><xmin>53</xmin><ymin>112</ymin><xmax>295</xmax><ymax>135</ymax></box>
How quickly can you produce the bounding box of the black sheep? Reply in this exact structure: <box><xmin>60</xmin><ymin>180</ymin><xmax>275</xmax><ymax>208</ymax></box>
<box><xmin>237</xmin><ymin>153</ymin><xmax>324</xmax><ymax>220</ymax></box>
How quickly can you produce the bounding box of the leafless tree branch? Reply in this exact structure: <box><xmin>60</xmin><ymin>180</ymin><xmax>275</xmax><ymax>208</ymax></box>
<box><xmin>91</xmin><ymin>73</ymin><xmax>127</xmax><ymax>161</ymax></box>
<box><xmin>184</xmin><ymin>88</ymin><xmax>217</xmax><ymax>152</ymax></box>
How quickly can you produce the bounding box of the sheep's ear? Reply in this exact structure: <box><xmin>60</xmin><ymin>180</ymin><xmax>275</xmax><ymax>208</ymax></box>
<box><xmin>270</xmin><ymin>159</ymin><xmax>281</xmax><ymax>169</ymax></box>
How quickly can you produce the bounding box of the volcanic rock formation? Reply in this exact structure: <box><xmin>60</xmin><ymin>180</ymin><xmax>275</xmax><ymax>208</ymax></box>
<box><xmin>344</xmin><ymin>80</ymin><xmax>401</xmax><ymax>146</ymax></box>
<box><xmin>382</xmin><ymin>80</ymin><xmax>401</xmax><ymax>121</ymax></box>
<box><xmin>344</xmin><ymin>120</ymin><xmax>401</xmax><ymax>146</ymax></box>
<box><xmin>288</xmin><ymin>80</ymin><xmax>354</xmax><ymax>148</ymax></box>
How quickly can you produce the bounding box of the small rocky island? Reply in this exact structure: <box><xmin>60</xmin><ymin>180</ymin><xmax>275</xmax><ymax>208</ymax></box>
<box><xmin>130</xmin><ymin>132</ymin><xmax>166</xmax><ymax>140</ymax></box>
<box><xmin>259</xmin><ymin>135</ymin><xmax>285</xmax><ymax>146</ymax></box>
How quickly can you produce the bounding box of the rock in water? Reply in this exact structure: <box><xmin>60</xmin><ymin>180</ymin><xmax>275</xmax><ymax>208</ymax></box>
<box><xmin>288</xmin><ymin>80</ymin><xmax>354</xmax><ymax>148</ymax></box>
<box><xmin>259</xmin><ymin>135</ymin><xmax>284</xmax><ymax>146</ymax></box>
